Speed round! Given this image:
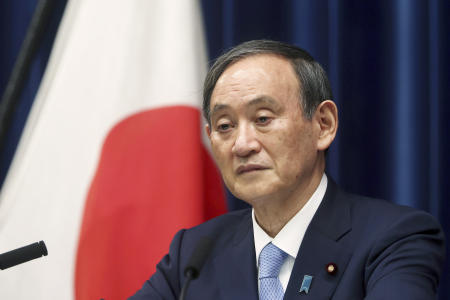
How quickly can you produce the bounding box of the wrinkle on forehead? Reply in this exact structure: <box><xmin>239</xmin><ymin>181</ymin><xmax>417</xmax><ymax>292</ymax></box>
<box><xmin>230</xmin><ymin>67</ymin><xmax>272</xmax><ymax>81</ymax></box>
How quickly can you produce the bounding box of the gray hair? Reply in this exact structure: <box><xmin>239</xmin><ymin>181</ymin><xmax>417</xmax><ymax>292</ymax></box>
<box><xmin>202</xmin><ymin>40</ymin><xmax>332</xmax><ymax>125</ymax></box>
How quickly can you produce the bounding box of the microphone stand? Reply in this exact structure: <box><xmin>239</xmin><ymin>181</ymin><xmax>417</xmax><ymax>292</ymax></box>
<box><xmin>179</xmin><ymin>269</ymin><xmax>195</xmax><ymax>300</ymax></box>
<box><xmin>178</xmin><ymin>237</ymin><xmax>213</xmax><ymax>300</ymax></box>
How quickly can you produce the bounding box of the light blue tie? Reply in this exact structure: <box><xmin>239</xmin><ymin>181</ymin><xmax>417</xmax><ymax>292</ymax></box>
<box><xmin>258</xmin><ymin>242</ymin><xmax>288</xmax><ymax>300</ymax></box>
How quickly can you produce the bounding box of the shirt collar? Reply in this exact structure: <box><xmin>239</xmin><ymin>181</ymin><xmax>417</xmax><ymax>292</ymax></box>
<box><xmin>253</xmin><ymin>174</ymin><xmax>328</xmax><ymax>262</ymax></box>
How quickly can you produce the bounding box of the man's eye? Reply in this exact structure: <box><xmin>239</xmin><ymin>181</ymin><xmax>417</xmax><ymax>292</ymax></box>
<box><xmin>256</xmin><ymin>116</ymin><xmax>271</xmax><ymax>124</ymax></box>
<box><xmin>217</xmin><ymin>123</ymin><xmax>232</xmax><ymax>132</ymax></box>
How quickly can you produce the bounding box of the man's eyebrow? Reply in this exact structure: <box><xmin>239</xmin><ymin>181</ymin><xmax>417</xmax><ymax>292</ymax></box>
<box><xmin>210</xmin><ymin>95</ymin><xmax>282</xmax><ymax>117</ymax></box>
<box><xmin>211</xmin><ymin>103</ymin><xmax>230</xmax><ymax>116</ymax></box>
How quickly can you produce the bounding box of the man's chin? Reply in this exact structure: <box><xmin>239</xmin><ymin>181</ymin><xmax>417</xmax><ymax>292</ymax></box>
<box><xmin>230</xmin><ymin>186</ymin><xmax>278</xmax><ymax>205</ymax></box>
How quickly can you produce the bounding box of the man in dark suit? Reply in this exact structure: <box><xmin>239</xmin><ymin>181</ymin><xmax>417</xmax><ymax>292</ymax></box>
<box><xmin>130</xmin><ymin>40</ymin><xmax>445</xmax><ymax>299</ymax></box>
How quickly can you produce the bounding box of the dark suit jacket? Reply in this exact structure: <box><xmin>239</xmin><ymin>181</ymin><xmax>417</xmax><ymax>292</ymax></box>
<box><xmin>129</xmin><ymin>179</ymin><xmax>446</xmax><ymax>299</ymax></box>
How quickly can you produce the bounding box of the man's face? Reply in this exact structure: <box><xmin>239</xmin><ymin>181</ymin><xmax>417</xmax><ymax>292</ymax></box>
<box><xmin>207</xmin><ymin>54</ymin><xmax>322</xmax><ymax>205</ymax></box>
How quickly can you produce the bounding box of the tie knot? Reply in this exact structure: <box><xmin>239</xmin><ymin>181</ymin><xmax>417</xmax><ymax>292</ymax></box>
<box><xmin>258</xmin><ymin>243</ymin><xmax>288</xmax><ymax>279</ymax></box>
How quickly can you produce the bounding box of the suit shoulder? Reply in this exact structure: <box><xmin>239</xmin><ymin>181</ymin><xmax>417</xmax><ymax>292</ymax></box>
<box><xmin>339</xmin><ymin>190</ymin><xmax>443</xmax><ymax>240</ymax></box>
<box><xmin>345</xmin><ymin>191</ymin><xmax>435</xmax><ymax>221</ymax></box>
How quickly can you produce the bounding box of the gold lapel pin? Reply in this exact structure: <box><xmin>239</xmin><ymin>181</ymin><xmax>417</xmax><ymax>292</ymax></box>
<box><xmin>326</xmin><ymin>263</ymin><xmax>338</xmax><ymax>275</ymax></box>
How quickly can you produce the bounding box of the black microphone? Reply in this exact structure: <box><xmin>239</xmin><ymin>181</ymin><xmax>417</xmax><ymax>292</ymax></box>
<box><xmin>179</xmin><ymin>237</ymin><xmax>213</xmax><ymax>300</ymax></box>
<box><xmin>0</xmin><ymin>240</ymin><xmax>48</xmax><ymax>270</ymax></box>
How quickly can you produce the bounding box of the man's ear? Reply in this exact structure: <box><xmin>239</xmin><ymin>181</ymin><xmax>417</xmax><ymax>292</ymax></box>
<box><xmin>205</xmin><ymin>124</ymin><xmax>212</xmax><ymax>139</ymax></box>
<box><xmin>314</xmin><ymin>100</ymin><xmax>338</xmax><ymax>151</ymax></box>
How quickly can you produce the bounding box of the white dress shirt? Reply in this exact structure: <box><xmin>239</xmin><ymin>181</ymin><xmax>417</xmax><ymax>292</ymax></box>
<box><xmin>252</xmin><ymin>174</ymin><xmax>328</xmax><ymax>292</ymax></box>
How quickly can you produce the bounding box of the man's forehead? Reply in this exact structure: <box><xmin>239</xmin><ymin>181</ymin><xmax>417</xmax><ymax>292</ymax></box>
<box><xmin>220</xmin><ymin>54</ymin><xmax>291</xmax><ymax>79</ymax></box>
<box><xmin>208</xmin><ymin>54</ymin><xmax>300</xmax><ymax>119</ymax></box>
<box><xmin>211</xmin><ymin>54</ymin><xmax>298</xmax><ymax>96</ymax></box>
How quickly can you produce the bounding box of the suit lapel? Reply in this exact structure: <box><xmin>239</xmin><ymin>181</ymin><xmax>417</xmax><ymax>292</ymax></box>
<box><xmin>213</xmin><ymin>211</ymin><xmax>259</xmax><ymax>300</ymax></box>
<box><xmin>284</xmin><ymin>179</ymin><xmax>353</xmax><ymax>300</ymax></box>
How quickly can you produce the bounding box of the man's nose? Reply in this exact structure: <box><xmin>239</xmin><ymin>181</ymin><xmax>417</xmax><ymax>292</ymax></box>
<box><xmin>231</xmin><ymin>123</ymin><xmax>261</xmax><ymax>157</ymax></box>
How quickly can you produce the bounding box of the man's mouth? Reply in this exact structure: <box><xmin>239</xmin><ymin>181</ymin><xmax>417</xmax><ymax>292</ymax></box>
<box><xmin>236</xmin><ymin>164</ymin><xmax>269</xmax><ymax>175</ymax></box>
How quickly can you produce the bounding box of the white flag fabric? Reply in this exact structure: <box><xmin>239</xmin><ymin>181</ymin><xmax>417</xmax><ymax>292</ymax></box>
<box><xmin>0</xmin><ymin>1</ymin><xmax>225</xmax><ymax>299</ymax></box>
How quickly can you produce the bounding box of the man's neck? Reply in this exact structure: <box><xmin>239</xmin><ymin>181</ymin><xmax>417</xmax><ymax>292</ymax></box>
<box><xmin>253</xmin><ymin>169</ymin><xmax>324</xmax><ymax>237</ymax></box>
